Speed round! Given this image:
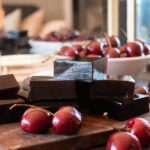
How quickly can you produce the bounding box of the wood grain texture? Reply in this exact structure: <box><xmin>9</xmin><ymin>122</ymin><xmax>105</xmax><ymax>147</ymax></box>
<box><xmin>0</xmin><ymin>111</ymin><xmax>150</xmax><ymax>150</ymax></box>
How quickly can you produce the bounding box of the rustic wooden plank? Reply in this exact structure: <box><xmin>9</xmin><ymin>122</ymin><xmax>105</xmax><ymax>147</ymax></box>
<box><xmin>0</xmin><ymin>111</ymin><xmax>150</xmax><ymax>150</ymax></box>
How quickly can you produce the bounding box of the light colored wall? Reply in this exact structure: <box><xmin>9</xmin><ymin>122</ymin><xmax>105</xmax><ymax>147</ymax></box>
<box><xmin>2</xmin><ymin>0</ymin><xmax>64</xmax><ymax>21</ymax></box>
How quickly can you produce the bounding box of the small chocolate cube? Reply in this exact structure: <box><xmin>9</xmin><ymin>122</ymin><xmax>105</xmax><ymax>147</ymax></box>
<box><xmin>54</xmin><ymin>57</ymin><xmax>107</xmax><ymax>82</ymax></box>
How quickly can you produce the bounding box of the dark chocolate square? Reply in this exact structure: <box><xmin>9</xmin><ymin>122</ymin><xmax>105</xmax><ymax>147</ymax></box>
<box><xmin>0</xmin><ymin>99</ymin><xmax>26</xmax><ymax>124</ymax></box>
<box><xmin>89</xmin><ymin>78</ymin><xmax>135</xmax><ymax>99</ymax></box>
<box><xmin>29</xmin><ymin>76</ymin><xmax>78</xmax><ymax>102</ymax></box>
<box><xmin>0</xmin><ymin>74</ymin><xmax>20</xmax><ymax>99</ymax></box>
<box><xmin>89</xmin><ymin>94</ymin><xmax>149</xmax><ymax>121</ymax></box>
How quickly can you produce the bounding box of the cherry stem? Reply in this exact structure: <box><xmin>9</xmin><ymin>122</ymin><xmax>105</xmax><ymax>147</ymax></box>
<box><xmin>103</xmin><ymin>112</ymin><xmax>131</xmax><ymax>132</ymax></box>
<box><xmin>104</xmin><ymin>32</ymin><xmax>112</xmax><ymax>48</ymax></box>
<box><xmin>120</xmin><ymin>28</ymin><xmax>130</xmax><ymax>42</ymax></box>
<box><xmin>10</xmin><ymin>104</ymin><xmax>54</xmax><ymax>116</ymax></box>
<box><xmin>42</xmin><ymin>56</ymin><xmax>52</xmax><ymax>63</ymax></box>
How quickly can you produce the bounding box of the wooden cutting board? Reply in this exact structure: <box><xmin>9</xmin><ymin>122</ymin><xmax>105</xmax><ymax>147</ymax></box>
<box><xmin>0</xmin><ymin>111</ymin><xmax>150</xmax><ymax>150</ymax></box>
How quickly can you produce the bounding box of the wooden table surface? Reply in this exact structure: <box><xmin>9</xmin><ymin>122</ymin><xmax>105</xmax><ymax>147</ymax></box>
<box><xmin>1</xmin><ymin>66</ymin><xmax>150</xmax><ymax>150</ymax></box>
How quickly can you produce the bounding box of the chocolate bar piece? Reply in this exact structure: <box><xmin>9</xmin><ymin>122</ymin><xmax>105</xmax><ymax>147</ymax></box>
<box><xmin>89</xmin><ymin>93</ymin><xmax>149</xmax><ymax>121</ymax></box>
<box><xmin>29</xmin><ymin>76</ymin><xmax>77</xmax><ymax>102</ymax></box>
<box><xmin>90</xmin><ymin>76</ymin><xmax>135</xmax><ymax>99</ymax></box>
<box><xmin>0</xmin><ymin>99</ymin><xmax>26</xmax><ymax>124</ymax></box>
<box><xmin>0</xmin><ymin>74</ymin><xmax>20</xmax><ymax>99</ymax></box>
<box><xmin>54</xmin><ymin>57</ymin><xmax>107</xmax><ymax>82</ymax></box>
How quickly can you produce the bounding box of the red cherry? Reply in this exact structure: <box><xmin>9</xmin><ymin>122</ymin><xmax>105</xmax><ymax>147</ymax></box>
<box><xmin>63</xmin><ymin>48</ymin><xmax>78</xmax><ymax>57</ymax></box>
<box><xmin>106</xmin><ymin>132</ymin><xmax>141</xmax><ymax>150</ymax></box>
<box><xmin>104</xmin><ymin>36</ymin><xmax>121</xmax><ymax>48</ymax></box>
<box><xmin>143</xmin><ymin>44</ymin><xmax>150</xmax><ymax>55</ymax></box>
<box><xmin>86</xmin><ymin>41</ymin><xmax>104</xmax><ymax>55</ymax></box>
<box><xmin>120</xmin><ymin>53</ymin><xmax>128</xmax><ymax>58</ymax></box>
<box><xmin>52</xmin><ymin>106</ymin><xmax>82</xmax><ymax>135</ymax></box>
<box><xmin>105</xmin><ymin>48</ymin><xmax>120</xmax><ymax>58</ymax></box>
<box><xmin>134</xmin><ymin>86</ymin><xmax>148</xmax><ymax>95</ymax></box>
<box><xmin>86</xmin><ymin>54</ymin><xmax>101</xmax><ymax>58</ymax></box>
<box><xmin>119</xmin><ymin>45</ymin><xmax>127</xmax><ymax>54</ymax></box>
<box><xmin>72</xmin><ymin>44</ymin><xmax>84</xmax><ymax>53</ymax></box>
<box><xmin>59</xmin><ymin>46</ymin><xmax>69</xmax><ymax>55</ymax></box>
<box><xmin>126</xmin><ymin>41</ymin><xmax>144</xmax><ymax>57</ymax></box>
<box><xmin>126</xmin><ymin>118</ymin><xmax>150</xmax><ymax>146</ymax></box>
<box><xmin>20</xmin><ymin>108</ymin><xmax>52</xmax><ymax>133</ymax></box>
<box><xmin>79</xmin><ymin>50</ymin><xmax>86</xmax><ymax>57</ymax></box>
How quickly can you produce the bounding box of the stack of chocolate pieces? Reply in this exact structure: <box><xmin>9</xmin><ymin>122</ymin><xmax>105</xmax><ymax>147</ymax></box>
<box><xmin>23</xmin><ymin>58</ymin><xmax>106</xmax><ymax>111</ymax></box>
<box><xmin>0</xmin><ymin>74</ymin><xmax>26</xmax><ymax>124</ymax></box>
<box><xmin>25</xmin><ymin>57</ymin><xmax>149</xmax><ymax>121</ymax></box>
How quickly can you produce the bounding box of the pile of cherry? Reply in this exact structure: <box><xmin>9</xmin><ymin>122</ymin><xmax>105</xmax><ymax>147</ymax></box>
<box><xmin>35</xmin><ymin>30</ymin><xmax>98</xmax><ymax>42</ymax></box>
<box><xmin>10</xmin><ymin>105</ymin><xmax>82</xmax><ymax>135</ymax></box>
<box><xmin>106</xmin><ymin>117</ymin><xmax>150</xmax><ymax>149</ymax></box>
<box><xmin>58</xmin><ymin>35</ymin><xmax>150</xmax><ymax>58</ymax></box>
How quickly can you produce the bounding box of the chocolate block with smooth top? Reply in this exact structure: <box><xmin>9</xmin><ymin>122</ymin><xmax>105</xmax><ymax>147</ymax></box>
<box><xmin>89</xmin><ymin>93</ymin><xmax>149</xmax><ymax>121</ymax></box>
<box><xmin>29</xmin><ymin>76</ymin><xmax>78</xmax><ymax>102</ymax></box>
<box><xmin>0</xmin><ymin>74</ymin><xmax>20</xmax><ymax>99</ymax></box>
<box><xmin>90</xmin><ymin>76</ymin><xmax>135</xmax><ymax>99</ymax></box>
<box><xmin>54</xmin><ymin>57</ymin><xmax>107</xmax><ymax>82</ymax></box>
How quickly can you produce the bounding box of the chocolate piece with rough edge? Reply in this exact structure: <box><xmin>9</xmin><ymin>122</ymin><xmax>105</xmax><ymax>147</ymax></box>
<box><xmin>29</xmin><ymin>76</ymin><xmax>78</xmax><ymax>102</ymax></box>
<box><xmin>89</xmin><ymin>93</ymin><xmax>149</xmax><ymax>121</ymax></box>
<box><xmin>54</xmin><ymin>57</ymin><xmax>107</xmax><ymax>82</ymax></box>
<box><xmin>0</xmin><ymin>74</ymin><xmax>20</xmax><ymax>99</ymax></box>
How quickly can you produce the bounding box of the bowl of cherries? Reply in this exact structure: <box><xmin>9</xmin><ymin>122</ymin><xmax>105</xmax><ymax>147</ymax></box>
<box><xmin>30</xmin><ymin>30</ymin><xmax>98</xmax><ymax>55</ymax></box>
<box><xmin>54</xmin><ymin>35</ymin><xmax>150</xmax><ymax>78</ymax></box>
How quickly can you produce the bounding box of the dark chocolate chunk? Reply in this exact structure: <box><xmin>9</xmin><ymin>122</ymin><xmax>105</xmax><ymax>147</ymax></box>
<box><xmin>89</xmin><ymin>93</ymin><xmax>149</xmax><ymax>121</ymax></box>
<box><xmin>54</xmin><ymin>57</ymin><xmax>107</xmax><ymax>82</ymax></box>
<box><xmin>90</xmin><ymin>78</ymin><xmax>135</xmax><ymax>99</ymax></box>
<box><xmin>0</xmin><ymin>99</ymin><xmax>26</xmax><ymax>124</ymax></box>
<box><xmin>29</xmin><ymin>76</ymin><xmax>77</xmax><ymax>102</ymax></box>
<box><xmin>0</xmin><ymin>74</ymin><xmax>20</xmax><ymax>99</ymax></box>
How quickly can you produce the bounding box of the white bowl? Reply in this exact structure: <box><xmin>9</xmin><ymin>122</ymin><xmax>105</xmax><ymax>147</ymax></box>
<box><xmin>51</xmin><ymin>54</ymin><xmax>150</xmax><ymax>79</ymax></box>
<box><xmin>29</xmin><ymin>40</ymin><xmax>90</xmax><ymax>55</ymax></box>
<box><xmin>107</xmin><ymin>55</ymin><xmax>150</xmax><ymax>78</ymax></box>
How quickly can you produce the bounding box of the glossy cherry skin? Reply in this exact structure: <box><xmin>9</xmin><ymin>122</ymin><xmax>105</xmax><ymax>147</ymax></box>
<box><xmin>59</xmin><ymin>46</ymin><xmax>69</xmax><ymax>55</ymax></box>
<box><xmin>126</xmin><ymin>41</ymin><xmax>144</xmax><ymax>57</ymax></box>
<box><xmin>72</xmin><ymin>44</ymin><xmax>84</xmax><ymax>53</ymax></box>
<box><xmin>52</xmin><ymin>106</ymin><xmax>82</xmax><ymax>135</ymax></box>
<box><xmin>85</xmin><ymin>41</ymin><xmax>104</xmax><ymax>55</ymax></box>
<box><xmin>20</xmin><ymin>108</ymin><xmax>52</xmax><ymax>133</ymax></box>
<box><xmin>104</xmin><ymin>36</ymin><xmax>121</xmax><ymax>48</ymax></box>
<box><xmin>119</xmin><ymin>45</ymin><xmax>127</xmax><ymax>54</ymax></box>
<box><xmin>126</xmin><ymin>118</ymin><xmax>150</xmax><ymax>147</ymax></box>
<box><xmin>134</xmin><ymin>86</ymin><xmax>148</xmax><ymax>95</ymax></box>
<box><xmin>143</xmin><ymin>44</ymin><xmax>150</xmax><ymax>55</ymax></box>
<box><xmin>105</xmin><ymin>48</ymin><xmax>120</xmax><ymax>58</ymax></box>
<box><xmin>63</xmin><ymin>48</ymin><xmax>78</xmax><ymax>57</ymax></box>
<box><xmin>106</xmin><ymin>132</ymin><xmax>141</xmax><ymax>150</ymax></box>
